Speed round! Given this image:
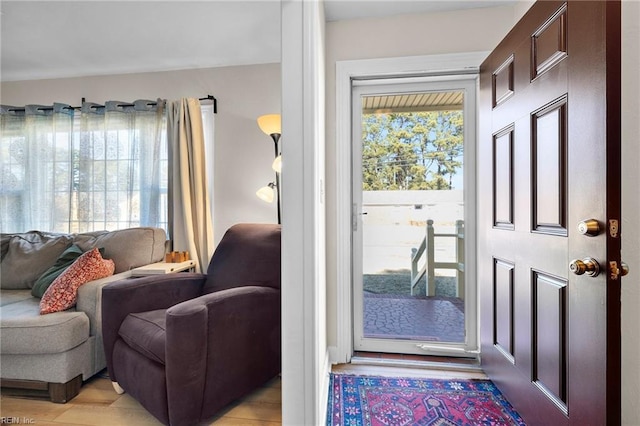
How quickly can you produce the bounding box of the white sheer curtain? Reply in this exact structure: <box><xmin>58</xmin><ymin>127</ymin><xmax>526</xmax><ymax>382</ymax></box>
<box><xmin>167</xmin><ymin>98</ymin><xmax>214</xmax><ymax>273</ymax></box>
<box><xmin>0</xmin><ymin>104</ymin><xmax>74</xmax><ymax>233</ymax></box>
<box><xmin>76</xmin><ymin>100</ymin><xmax>167</xmax><ymax>232</ymax></box>
<box><xmin>0</xmin><ymin>100</ymin><xmax>168</xmax><ymax>234</ymax></box>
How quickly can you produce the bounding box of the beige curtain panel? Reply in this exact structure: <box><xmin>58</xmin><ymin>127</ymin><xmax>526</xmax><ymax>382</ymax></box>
<box><xmin>167</xmin><ymin>98</ymin><xmax>214</xmax><ymax>273</ymax></box>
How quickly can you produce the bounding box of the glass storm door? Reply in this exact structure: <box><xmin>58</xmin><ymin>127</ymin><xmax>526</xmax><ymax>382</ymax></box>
<box><xmin>352</xmin><ymin>77</ymin><xmax>477</xmax><ymax>357</ymax></box>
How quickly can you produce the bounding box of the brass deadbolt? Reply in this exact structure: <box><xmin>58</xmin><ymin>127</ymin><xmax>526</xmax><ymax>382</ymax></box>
<box><xmin>578</xmin><ymin>219</ymin><xmax>601</xmax><ymax>237</ymax></box>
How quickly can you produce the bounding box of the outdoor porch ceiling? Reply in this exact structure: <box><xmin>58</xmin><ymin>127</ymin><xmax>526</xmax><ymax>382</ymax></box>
<box><xmin>362</xmin><ymin>91</ymin><xmax>463</xmax><ymax>114</ymax></box>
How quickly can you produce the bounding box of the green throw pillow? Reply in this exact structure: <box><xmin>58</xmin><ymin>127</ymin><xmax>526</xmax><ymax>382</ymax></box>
<box><xmin>31</xmin><ymin>244</ymin><xmax>85</xmax><ymax>298</ymax></box>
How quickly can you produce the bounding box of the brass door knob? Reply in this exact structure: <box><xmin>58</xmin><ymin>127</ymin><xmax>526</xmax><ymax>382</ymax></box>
<box><xmin>570</xmin><ymin>257</ymin><xmax>600</xmax><ymax>277</ymax></box>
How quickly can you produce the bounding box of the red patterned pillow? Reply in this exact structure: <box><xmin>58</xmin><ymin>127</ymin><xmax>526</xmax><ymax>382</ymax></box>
<box><xmin>40</xmin><ymin>248</ymin><xmax>115</xmax><ymax>315</ymax></box>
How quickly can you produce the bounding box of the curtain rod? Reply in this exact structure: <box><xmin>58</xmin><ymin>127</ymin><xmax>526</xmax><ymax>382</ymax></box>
<box><xmin>81</xmin><ymin>95</ymin><xmax>217</xmax><ymax>114</ymax></box>
<box><xmin>5</xmin><ymin>95</ymin><xmax>217</xmax><ymax>114</ymax></box>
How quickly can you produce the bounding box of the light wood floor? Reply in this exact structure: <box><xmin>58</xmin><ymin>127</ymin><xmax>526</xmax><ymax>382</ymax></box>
<box><xmin>0</xmin><ymin>361</ymin><xmax>485</xmax><ymax>425</ymax></box>
<box><xmin>0</xmin><ymin>372</ymin><xmax>282</xmax><ymax>426</ymax></box>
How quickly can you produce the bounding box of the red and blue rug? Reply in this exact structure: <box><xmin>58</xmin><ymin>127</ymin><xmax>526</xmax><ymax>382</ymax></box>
<box><xmin>327</xmin><ymin>374</ymin><xmax>525</xmax><ymax>426</ymax></box>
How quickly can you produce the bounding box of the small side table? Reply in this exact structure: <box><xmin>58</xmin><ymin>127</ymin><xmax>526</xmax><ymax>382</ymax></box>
<box><xmin>131</xmin><ymin>260</ymin><xmax>196</xmax><ymax>277</ymax></box>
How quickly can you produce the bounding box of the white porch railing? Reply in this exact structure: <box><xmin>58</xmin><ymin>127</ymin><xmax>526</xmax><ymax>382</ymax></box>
<box><xmin>410</xmin><ymin>219</ymin><xmax>465</xmax><ymax>298</ymax></box>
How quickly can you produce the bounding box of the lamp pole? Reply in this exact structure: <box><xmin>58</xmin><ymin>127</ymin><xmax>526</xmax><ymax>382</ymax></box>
<box><xmin>270</xmin><ymin>133</ymin><xmax>281</xmax><ymax>225</ymax></box>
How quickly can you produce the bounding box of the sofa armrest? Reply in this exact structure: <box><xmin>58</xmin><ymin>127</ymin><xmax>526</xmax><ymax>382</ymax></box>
<box><xmin>163</xmin><ymin>286</ymin><xmax>280</xmax><ymax>425</ymax></box>
<box><xmin>76</xmin><ymin>270</ymin><xmax>134</xmax><ymax>374</ymax></box>
<box><xmin>77</xmin><ymin>270</ymin><xmax>133</xmax><ymax>338</ymax></box>
<box><xmin>102</xmin><ymin>273</ymin><xmax>206</xmax><ymax>383</ymax></box>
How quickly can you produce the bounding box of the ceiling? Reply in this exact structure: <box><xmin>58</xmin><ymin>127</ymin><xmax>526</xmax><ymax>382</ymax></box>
<box><xmin>0</xmin><ymin>1</ymin><xmax>515</xmax><ymax>83</ymax></box>
<box><xmin>362</xmin><ymin>91</ymin><xmax>463</xmax><ymax>114</ymax></box>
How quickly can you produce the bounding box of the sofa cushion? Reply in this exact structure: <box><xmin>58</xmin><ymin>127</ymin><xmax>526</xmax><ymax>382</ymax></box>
<box><xmin>0</xmin><ymin>295</ymin><xmax>90</xmax><ymax>354</ymax></box>
<box><xmin>74</xmin><ymin>227</ymin><xmax>166</xmax><ymax>273</ymax></box>
<box><xmin>119</xmin><ymin>309</ymin><xmax>167</xmax><ymax>365</ymax></box>
<box><xmin>31</xmin><ymin>244</ymin><xmax>87</xmax><ymax>298</ymax></box>
<box><xmin>0</xmin><ymin>289</ymin><xmax>34</xmax><ymax>307</ymax></box>
<box><xmin>40</xmin><ymin>248</ymin><xmax>115</xmax><ymax>315</ymax></box>
<box><xmin>1</xmin><ymin>234</ymin><xmax>11</xmax><ymax>261</ymax></box>
<box><xmin>0</xmin><ymin>232</ymin><xmax>72</xmax><ymax>289</ymax></box>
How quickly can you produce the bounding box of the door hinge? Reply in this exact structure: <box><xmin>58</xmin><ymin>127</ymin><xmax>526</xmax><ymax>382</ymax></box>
<box><xmin>609</xmin><ymin>219</ymin><xmax>619</xmax><ymax>238</ymax></box>
<box><xmin>610</xmin><ymin>261</ymin><xmax>621</xmax><ymax>280</ymax></box>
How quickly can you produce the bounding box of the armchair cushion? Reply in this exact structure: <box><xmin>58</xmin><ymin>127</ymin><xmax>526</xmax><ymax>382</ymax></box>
<box><xmin>119</xmin><ymin>309</ymin><xmax>167</xmax><ymax>365</ymax></box>
<box><xmin>204</xmin><ymin>223</ymin><xmax>281</xmax><ymax>294</ymax></box>
<box><xmin>102</xmin><ymin>274</ymin><xmax>206</xmax><ymax>383</ymax></box>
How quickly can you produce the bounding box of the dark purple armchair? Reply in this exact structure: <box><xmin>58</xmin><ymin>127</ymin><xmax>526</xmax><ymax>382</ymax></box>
<box><xmin>101</xmin><ymin>224</ymin><xmax>281</xmax><ymax>426</ymax></box>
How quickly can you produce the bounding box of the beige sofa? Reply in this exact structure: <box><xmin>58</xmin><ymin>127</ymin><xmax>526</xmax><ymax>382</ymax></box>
<box><xmin>0</xmin><ymin>227</ymin><xmax>166</xmax><ymax>402</ymax></box>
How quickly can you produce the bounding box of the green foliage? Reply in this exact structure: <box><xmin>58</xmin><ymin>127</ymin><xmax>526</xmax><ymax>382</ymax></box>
<box><xmin>361</xmin><ymin>110</ymin><xmax>463</xmax><ymax>190</ymax></box>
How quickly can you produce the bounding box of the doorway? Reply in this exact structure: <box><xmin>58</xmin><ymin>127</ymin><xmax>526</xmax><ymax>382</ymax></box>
<box><xmin>351</xmin><ymin>77</ymin><xmax>477</xmax><ymax>357</ymax></box>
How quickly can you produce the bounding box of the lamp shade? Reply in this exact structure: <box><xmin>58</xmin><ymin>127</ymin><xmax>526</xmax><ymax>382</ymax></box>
<box><xmin>256</xmin><ymin>184</ymin><xmax>275</xmax><ymax>203</ymax></box>
<box><xmin>272</xmin><ymin>155</ymin><xmax>282</xmax><ymax>173</ymax></box>
<box><xmin>257</xmin><ymin>114</ymin><xmax>281</xmax><ymax>136</ymax></box>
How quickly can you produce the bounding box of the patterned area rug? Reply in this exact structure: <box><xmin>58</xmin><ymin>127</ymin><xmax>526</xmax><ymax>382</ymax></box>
<box><xmin>327</xmin><ymin>374</ymin><xmax>525</xmax><ymax>426</ymax></box>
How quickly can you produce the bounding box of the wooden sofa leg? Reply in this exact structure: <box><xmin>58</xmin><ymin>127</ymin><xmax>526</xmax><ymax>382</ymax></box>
<box><xmin>1</xmin><ymin>375</ymin><xmax>82</xmax><ymax>403</ymax></box>
<box><xmin>49</xmin><ymin>375</ymin><xmax>82</xmax><ymax>403</ymax></box>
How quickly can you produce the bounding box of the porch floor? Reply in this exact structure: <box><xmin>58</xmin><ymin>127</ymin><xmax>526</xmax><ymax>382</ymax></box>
<box><xmin>363</xmin><ymin>264</ymin><xmax>465</xmax><ymax>342</ymax></box>
<box><xmin>363</xmin><ymin>292</ymin><xmax>465</xmax><ymax>342</ymax></box>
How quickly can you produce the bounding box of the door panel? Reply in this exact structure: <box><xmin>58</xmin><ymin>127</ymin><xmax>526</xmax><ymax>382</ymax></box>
<box><xmin>532</xmin><ymin>97</ymin><xmax>567</xmax><ymax>234</ymax></box>
<box><xmin>494</xmin><ymin>259</ymin><xmax>515</xmax><ymax>362</ymax></box>
<box><xmin>493</xmin><ymin>127</ymin><xmax>514</xmax><ymax>229</ymax></box>
<box><xmin>479</xmin><ymin>1</ymin><xmax>621</xmax><ymax>424</ymax></box>
<box><xmin>532</xmin><ymin>271</ymin><xmax>567</xmax><ymax>410</ymax></box>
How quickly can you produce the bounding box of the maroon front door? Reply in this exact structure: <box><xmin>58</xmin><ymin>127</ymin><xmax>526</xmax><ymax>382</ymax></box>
<box><xmin>478</xmin><ymin>1</ymin><xmax>621</xmax><ymax>424</ymax></box>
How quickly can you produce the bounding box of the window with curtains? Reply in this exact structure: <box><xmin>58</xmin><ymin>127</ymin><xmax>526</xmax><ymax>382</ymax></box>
<box><xmin>0</xmin><ymin>100</ymin><xmax>169</xmax><ymax>234</ymax></box>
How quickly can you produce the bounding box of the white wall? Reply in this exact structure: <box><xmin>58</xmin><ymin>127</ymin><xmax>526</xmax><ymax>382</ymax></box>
<box><xmin>621</xmin><ymin>1</ymin><xmax>640</xmax><ymax>423</ymax></box>
<box><xmin>0</xmin><ymin>63</ymin><xmax>281</xmax><ymax>245</ymax></box>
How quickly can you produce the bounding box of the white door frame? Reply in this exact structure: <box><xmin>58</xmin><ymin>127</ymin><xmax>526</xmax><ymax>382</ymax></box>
<box><xmin>333</xmin><ymin>52</ymin><xmax>487</xmax><ymax>364</ymax></box>
<box><xmin>281</xmin><ymin>1</ymin><xmax>328</xmax><ymax>425</ymax></box>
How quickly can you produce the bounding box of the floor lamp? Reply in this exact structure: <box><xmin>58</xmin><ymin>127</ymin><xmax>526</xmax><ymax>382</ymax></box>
<box><xmin>256</xmin><ymin>114</ymin><xmax>281</xmax><ymax>224</ymax></box>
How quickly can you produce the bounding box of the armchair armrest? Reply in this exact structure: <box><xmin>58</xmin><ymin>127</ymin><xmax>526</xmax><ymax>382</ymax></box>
<box><xmin>102</xmin><ymin>273</ymin><xmax>206</xmax><ymax>383</ymax></box>
<box><xmin>163</xmin><ymin>286</ymin><xmax>281</xmax><ymax>425</ymax></box>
